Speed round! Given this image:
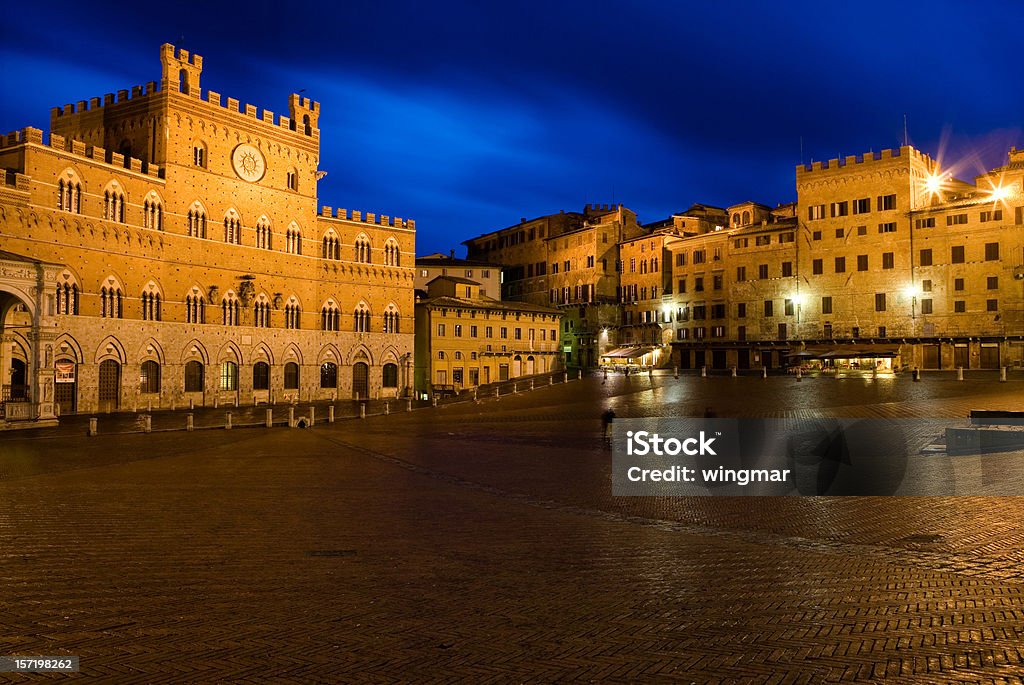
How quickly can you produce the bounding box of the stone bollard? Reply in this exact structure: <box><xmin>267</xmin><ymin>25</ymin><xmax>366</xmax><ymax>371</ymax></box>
<box><xmin>225</xmin><ymin>412</ymin><xmax>232</xmax><ymax>430</ymax></box>
<box><xmin>473</xmin><ymin>388</ymin><xmax>479</xmax><ymax>402</ymax></box>
<box><xmin>189</xmin><ymin>398</ymin><xmax>194</xmax><ymax>410</ymax></box>
<box><xmin>288</xmin><ymin>406</ymin><xmax>295</xmax><ymax>428</ymax></box>
<box><xmin>1000</xmin><ymin>366</ymin><xmax>1007</xmax><ymax>382</ymax></box>
<box><xmin>147</xmin><ymin>399</ymin><xmax>152</xmax><ymax>412</ymax></box>
<box><xmin>406</xmin><ymin>399</ymin><xmax>413</xmax><ymax>412</ymax></box>
<box><xmin>796</xmin><ymin>367</ymin><xmax>802</xmax><ymax>382</ymax></box>
<box><xmin>253</xmin><ymin>393</ymin><xmax>257</xmax><ymax>407</ymax></box>
<box><xmin>701</xmin><ymin>366</ymin><xmax>707</xmax><ymax>378</ymax></box>
<box><xmin>360</xmin><ymin>403</ymin><xmax>367</xmax><ymax>418</ymax></box>
<box><xmin>913</xmin><ymin>368</ymin><xmax>921</xmax><ymax>382</ymax></box>
<box><xmin>674</xmin><ymin>366</ymin><xmax>679</xmax><ymax>379</ymax></box>
<box><xmin>762</xmin><ymin>367</ymin><xmax>768</xmax><ymax>379</ymax></box>
<box><xmin>186</xmin><ymin>413</ymin><xmax>194</xmax><ymax>432</ymax></box>
<box><xmin>513</xmin><ymin>383</ymin><xmax>518</xmax><ymax>394</ymax></box>
<box><xmin>88</xmin><ymin>417</ymin><xmax>98</xmax><ymax>436</ymax></box>
<box><xmin>384</xmin><ymin>402</ymin><xmax>390</xmax><ymax>415</ymax></box>
<box><xmin>143</xmin><ymin>415</ymin><xmax>152</xmax><ymax>433</ymax></box>
<box><xmin>530</xmin><ymin>379</ymin><xmax>535</xmax><ymax>391</ymax></box>
<box><xmin>214</xmin><ymin>396</ymin><xmax>218</xmax><ymax>409</ymax></box>
<box><xmin>329</xmin><ymin>405</ymin><xmax>335</xmax><ymax>423</ymax></box>
<box><xmin>309</xmin><ymin>407</ymin><xmax>316</xmax><ymax>427</ymax></box>
<box><xmin>432</xmin><ymin>396</ymin><xmax>438</xmax><ymax>407</ymax></box>
<box><xmin>603</xmin><ymin>368</ymin><xmax>609</xmax><ymax>380</ymax></box>
<box><xmin>957</xmin><ymin>366</ymin><xmax>964</xmax><ymax>381</ymax></box>
<box><xmin>731</xmin><ymin>367</ymin><xmax>737</xmax><ymax>378</ymax></box>
<box><xmin>234</xmin><ymin>396</ymin><xmax>238</xmax><ymax>408</ymax></box>
<box><xmin>648</xmin><ymin>368</ymin><xmax>653</xmax><ymax>379</ymax></box>
<box><xmin>496</xmin><ymin>387</ymin><xmax>500</xmax><ymax>399</ymax></box>
<box><xmin>266</xmin><ymin>408</ymin><xmax>273</xmax><ymax>428</ymax></box>
<box><xmin>577</xmin><ymin>370</ymin><xmax>582</xmax><ymax>380</ymax></box>
<box><xmin>563</xmin><ymin>372</ymin><xmax>568</xmax><ymax>383</ymax></box>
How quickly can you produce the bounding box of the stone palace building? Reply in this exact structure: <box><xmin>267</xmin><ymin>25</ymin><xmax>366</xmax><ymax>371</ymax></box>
<box><xmin>0</xmin><ymin>44</ymin><xmax>415</xmax><ymax>427</ymax></box>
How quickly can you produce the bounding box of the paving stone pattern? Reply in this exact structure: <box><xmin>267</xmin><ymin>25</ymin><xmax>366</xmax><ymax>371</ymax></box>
<box><xmin>1</xmin><ymin>374</ymin><xmax>1023</xmax><ymax>682</ymax></box>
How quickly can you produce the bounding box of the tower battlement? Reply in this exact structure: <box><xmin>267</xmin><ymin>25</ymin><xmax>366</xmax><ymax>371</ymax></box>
<box><xmin>49</xmin><ymin>44</ymin><xmax>319</xmax><ymax>143</ymax></box>
<box><xmin>1</xmin><ymin>127</ymin><xmax>164</xmax><ymax>179</ymax></box>
<box><xmin>319</xmin><ymin>205</ymin><xmax>415</xmax><ymax>230</ymax></box>
<box><xmin>795</xmin><ymin>145</ymin><xmax>935</xmax><ymax>178</ymax></box>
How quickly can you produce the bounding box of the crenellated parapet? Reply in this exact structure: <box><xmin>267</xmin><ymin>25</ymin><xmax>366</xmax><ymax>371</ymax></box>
<box><xmin>795</xmin><ymin>146</ymin><xmax>935</xmax><ymax>178</ymax></box>
<box><xmin>318</xmin><ymin>206</ymin><xmax>415</xmax><ymax>230</ymax></box>
<box><xmin>2</xmin><ymin>127</ymin><xmax>164</xmax><ymax>179</ymax></box>
<box><xmin>49</xmin><ymin>44</ymin><xmax>320</xmax><ymax>142</ymax></box>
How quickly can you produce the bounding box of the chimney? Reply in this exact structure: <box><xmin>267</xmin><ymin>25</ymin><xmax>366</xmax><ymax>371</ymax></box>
<box><xmin>449</xmin><ymin>249</ymin><xmax>455</xmax><ymax>259</ymax></box>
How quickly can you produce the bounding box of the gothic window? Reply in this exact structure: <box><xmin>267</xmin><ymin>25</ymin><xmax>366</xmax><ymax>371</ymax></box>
<box><xmin>224</xmin><ymin>210</ymin><xmax>242</xmax><ymax>244</ymax></box>
<box><xmin>253</xmin><ymin>295</ymin><xmax>271</xmax><ymax>327</ymax></box>
<box><xmin>322</xmin><ymin>231</ymin><xmax>340</xmax><ymax>260</ymax></box>
<box><xmin>220</xmin><ymin>361</ymin><xmax>239</xmax><ymax>391</ymax></box>
<box><xmin>255</xmin><ymin>217</ymin><xmax>272</xmax><ymax>250</ymax></box>
<box><xmin>222</xmin><ymin>293</ymin><xmax>240</xmax><ymax>326</ymax></box>
<box><xmin>100</xmin><ymin>283</ymin><xmax>123</xmax><ymax>318</ymax></box>
<box><xmin>383</xmin><ymin>304</ymin><xmax>401</xmax><ymax>333</ymax></box>
<box><xmin>57</xmin><ymin>177</ymin><xmax>82</xmax><ymax>214</ymax></box>
<box><xmin>186</xmin><ymin>291</ymin><xmax>206</xmax><ymax>324</ymax></box>
<box><xmin>320</xmin><ymin>362</ymin><xmax>338</xmax><ymax>388</ymax></box>
<box><xmin>104</xmin><ymin>186</ymin><xmax>126</xmax><ymax>223</ymax></box>
<box><xmin>321</xmin><ymin>302</ymin><xmax>341</xmax><ymax>331</ymax></box>
<box><xmin>253</xmin><ymin>362</ymin><xmax>270</xmax><ymax>390</ymax></box>
<box><xmin>55</xmin><ymin>278</ymin><xmax>80</xmax><ymax>315</ymax></box>
<box><xmin>140</xmin><ymin>360</ymin><xmax>161</xmax><ymax>394</ymax></box>
<box><xmin>353</xmin><ymin>302</ymin><xmax>371</xmax><ymax>332</ymax></box>
<box><xmin>143</xmin><ymin>194</ymin><xmax>163</xmax><ymax>230</ymax></box>
<box><xmin>284</xmin><ymin>361</ymin><xmax>299</xmax><ymax>389</ymax></box>
<box><xmin>354</xmin><ymin>236</ymin><xmax>372</xmax><ymax>263</ymax></box>
<box><xmin>188</xmin><ymin>203</ymin><xmax>207</xmax><ymax>238</ymax></box>
<box><xmin>384</xmin><ymin>239</ymin><xmax>400</xmax><ymax>266</ymax></box>
<box><xmin>184</xmin><ymin>361</ymin><xmax>204</xmax><ymax>392</ymax></box>
<box><xmin>284</xmin><ymin>302</ymin><xmax>301</xmax><ymax>329</ymax></box>
<box><xmin>141</xmin><ymin>289</ymin><xmax>162</xmax><ymax>321</ymax></box>
<box><xmin>286</xmin><ymin>224</ymin><xmax>302</xmax><ymax>254</ymax></box>
<box><xmin>286</xmin><ymin>168</ymin><xmax>298</xmax><ymax>191</ymax></box>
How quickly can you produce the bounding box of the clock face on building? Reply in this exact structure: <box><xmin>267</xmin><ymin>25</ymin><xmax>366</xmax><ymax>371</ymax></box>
<box><xmin>231</xmin><ymin>144</ymin><xmax>266</xmax><ymax>182</ymax></box>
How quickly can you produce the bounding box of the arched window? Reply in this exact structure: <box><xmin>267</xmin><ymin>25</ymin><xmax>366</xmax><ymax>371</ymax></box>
<box><xmin>382</xmin><ymin>363</ymin><xmax>398</xmax><ymax>388</ymax></box>
<box><xmin>188</xmin><ymin>203</ymin><xmax>207</xmax><ymax>238</ymax></box>
<box><xmin>322</xmin><ymin>231</ymin><xmax>340</xmax><ymax>260</ymax></box>
<box><xmin>284</xmin><ymin>298</ymin><xmax>301</xmax><ymax>329</ymax></box>
<box><xmin>383</xmin><ymin>304</ymin><xmax>400</xmax><ymax>333</ymax></box>
<box><xmin>733</xmin><ymin>213</ymin><xmax>740</xmax><ymax>226</ymax></box>
<box><xmin>320</xmin><ymin>362</ymin><xmax>338</xmax><ymax>388</ymax></box>
<box><xmin>321</xmin><ymin>302</ymin><xmax>340</xmax><ymax>331</ymax></box>
<box><xmin>222</xmin><ymin>292</ymin><xmax>240</xmax><ymax>326</ymax></box>
<box><xmin>286</xmin><ymin>224</ymin><xmax>302</xmax><ymax>254</ymax></box>
<box><xmin>141</xmin><ymin>284</ymin><xmax>162</xmax><ymax>321</ymax></box>
<box><xmin>284</xmin><ymin>361</ymin><xmax>300</xmax><ymax>390</ymax></box>
<box><xmin>742</xmin><ymin>210</ymin><xmax>750</xmax><ymax>225</ymax></box>
<box><xmin>384</xmin><ymin>239</ymin><xmax>401</xmax><ymax>266</ymax></box>
<box><xmin>253</xmin><ymin>361</ymin><xmax>270</xmax><ymax>390</ymax></box>
<box><xmin>255</xmin><ymin>217</ymin><xmax>272</xmax><ymax>250</ymax></box>
<box><xmin>179</xmin><ymin>68</ymin><xmax>190</xmax><ymax>95</ymax></box>
<box><xmin>193</xmin><ymin>141</ymin><xmax>206</xmax><ymax>167</ymax></box>
<box><xmin>55</xmin><ymin>274</ymin><xmax>80</xmax><ymax>316</ymax></box>
<box><xmin>184</xmin><ymin>360</ymin><xmax>204</xmax><ymax>392</ymax></box>
<box><xmin>224</xmin><ymin>210</ymin><xmax>242</xmax><ymax>244</ymax></box>
<box><xmin>186</xmin><ymin>289</ymin><xmax>206</xmax><ymax>324</ymax></box>
<box><xmin>104</xmin><ymin>184</ymin><xmax>125</xmax><ymax>223</ymax></box>
<box><xmin>253</xmin><ymin>295</ymin><xmax>271</xmax><ymax>328</ymax></box>
<box><xmin>57</xmin><ymin>176</ymin><xmax>82</xmax><ymax>214</ymax></box>
<box><xmin>100</xmin><ymin>282</ymin><xmax>123</xmax><ymax>319</ymax></box>
<box><xmin>652</xmin><ymin>257</ymin><xmax>658</xmax><ymax>273</ymax></box>
<box><xmin>220</xmin><ymin>361</ymin><xmax>238</xmax><ymax>391</ymax></box>
<box><xmin>143</xmin><ymin>194</ymin><xmax>163</xmax><ymax>230</ymax></box>
<box><xmin>353</xmin><ymin>302</ymin><xmax>371</xmax><ymax>333</ymax></box>
<box><xmin>140</xmin><ymin>360</ymin><xmax>161</xmax><ymax>393</ymax></box>
<box><xmin>303</xmin><ymin>114</ymin><xmax>311</xmax><ymax>136</ymax></box>
<box><xmin>354</xmin><ymin>236</ymin><xmax>372</xmax><ymax>263</ymax></box>
<box><xmin>286</xmin><ymin>168</ymin><xmax>298</xmax><ymax>191</ymax></box>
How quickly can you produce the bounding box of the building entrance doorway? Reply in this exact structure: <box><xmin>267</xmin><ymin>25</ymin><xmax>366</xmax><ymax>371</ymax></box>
<box><xmin>98</xmin><ymin>359</ymin><xmax>120</xmax><ymax>412</ymax></box>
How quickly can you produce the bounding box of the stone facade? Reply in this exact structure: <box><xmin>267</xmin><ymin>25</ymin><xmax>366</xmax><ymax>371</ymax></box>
<box><xmin>463</xmin><ymin>204</ymin><xmax>645</xmax><ymax>368</ymax></box>
<box><xmin>413</xmin><ymin>277</ymin><xmax>561</xmax><ymax>395</ymax></box>
<box><xmin>0</xmin><ymin>44</ymin><xmax>415</xmax><ymax>423</ymax></box>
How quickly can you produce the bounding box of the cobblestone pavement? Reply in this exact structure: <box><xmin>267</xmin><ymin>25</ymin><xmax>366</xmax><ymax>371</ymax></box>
<box><xmin>1</xmin><ymin>375</ymin><xmax>1023</xmax><ymax>682</ymax></box>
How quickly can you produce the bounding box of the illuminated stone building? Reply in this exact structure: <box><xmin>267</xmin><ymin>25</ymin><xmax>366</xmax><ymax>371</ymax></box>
<box><xmin>414</xmin><ymin>253</ymin><xmax>501</xmax><ymax>298</ymax></box>
<box><xmin>666</xmin><ymin>146</ymin><xmax>1024</xmax><ymax>371</ymax></box>
<box><xmin>413</xmin><ymin>276</ymin><xmax>561</xmax><ymax>395</ymax></box>
<box><xmin>463</xmin><ymin>204</ymin><xmax>644</xmax><ymax>368</ymax></box>
<box><xmin>0</xmin><ymin>44</ymin><xmax>415</xmax><ymax>426</ymax></box>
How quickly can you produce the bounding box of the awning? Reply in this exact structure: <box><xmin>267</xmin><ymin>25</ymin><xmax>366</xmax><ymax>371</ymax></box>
<box><xmin>785</xmin><ymin>344</ymin><xmax>902</xmax><ymax>359</ymax></box>
<box><xmin>601</xmin><ymin>346</ymin><xmax>657</xmax><ymax>360</ymax></box>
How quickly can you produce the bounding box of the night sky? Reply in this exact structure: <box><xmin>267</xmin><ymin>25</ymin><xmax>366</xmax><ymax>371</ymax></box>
<box><xmin>3</xmin><ymin>1</ymin><xmax>1022</xmax><ymax>254</ymax></box>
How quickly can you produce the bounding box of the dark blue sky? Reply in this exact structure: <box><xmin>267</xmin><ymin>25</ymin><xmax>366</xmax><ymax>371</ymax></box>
<box><xmin>3</xmin><ymin>1</ymin><xmax>1022</xmax><ymax>254</ymax></box>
